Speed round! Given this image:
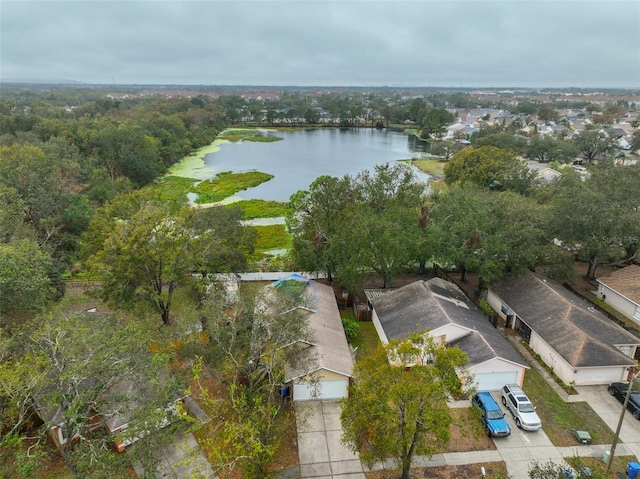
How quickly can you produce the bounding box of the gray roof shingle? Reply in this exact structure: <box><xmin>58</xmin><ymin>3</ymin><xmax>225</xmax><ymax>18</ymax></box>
<box><xmin>491</xmin><ymin>273</ymin><xmax>639</xmax><ymax>368</ymax></box>
<box><xmin>370</xmin><ymin>278</ymin><xmax>526</xmax><ymax>368</ymax></box>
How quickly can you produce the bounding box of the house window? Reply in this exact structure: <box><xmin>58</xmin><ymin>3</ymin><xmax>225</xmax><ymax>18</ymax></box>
<box><xmin>634</xmin><ymin>305</ymin><xmax>640</xmax><ymax>322</ymax></box>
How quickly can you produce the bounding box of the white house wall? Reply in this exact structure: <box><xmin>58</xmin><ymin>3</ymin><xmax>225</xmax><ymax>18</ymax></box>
<box><xmin>597</xmin><ymin>284</ymin><xmax>639</xmax><ymax>323</ymax></box>
<box><xmin>371</xmin><ymin>310</ymin><xmax>389</xmax><ymax>344</ymax></box>
<box><xmin>528</xmin><ymin>332</ymin><xmax>576</xmax><ymax>385</ymax></box>
<box><xmin>572</xmin><ymin>367</ymin><xmax>627</xmax><ymax>386</ymax></box>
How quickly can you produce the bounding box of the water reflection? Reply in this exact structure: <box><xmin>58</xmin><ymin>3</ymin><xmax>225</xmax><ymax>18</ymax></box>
<box><xmin>202</xmin><ymin>128</ymin><xmax>430</xmax><ymax>202</ymax></box>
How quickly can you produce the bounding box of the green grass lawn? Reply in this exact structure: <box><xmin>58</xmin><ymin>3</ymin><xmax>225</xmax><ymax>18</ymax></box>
<box><xmin>228</xmin><ymin>199</ymin><xmax>288</xmax><ymax>219</ymax></box>
<box><xmin>523</xmin><ymin>366</ymin><xmax>615</xmax><ymax>446</ymax></box>
<box><xmin>349</xmin><ymin>320</ymin><xmax>381</xmax><ymax>361</ymax></box>
<box><xmin>411</xmin><ymin>158</ymin><xmax>447</xmax><ymax>177</ymax></box>
<box><xmin>252</xmin><ymin>224</ymin><xmax>291</xmax><ymax>251</ymax></box>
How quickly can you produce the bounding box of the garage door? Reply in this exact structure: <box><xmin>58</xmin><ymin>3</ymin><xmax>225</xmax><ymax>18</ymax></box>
<box><xmin>293</xmin><ymin>380</ymin><xmax>348</xmax><ymax>401</ymax></box>
<box><xmin>473</xmin><ymin>372</ymin><xmax>518</xmax><ymax>391</ymax></box>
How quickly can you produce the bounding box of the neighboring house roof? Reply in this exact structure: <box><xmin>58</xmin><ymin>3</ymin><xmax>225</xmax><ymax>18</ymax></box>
<box><xmin>535</xmin><ymin>168</ymin><xmax>562</xmax><ymax>184</ymax></box>
<box><xmin>282</xmin><ymin>279</ymin><xmax>354</xmax><ymax>381</ymax></box>
<box><xmin>597</xmin><ymin>265</ymin><xmax>640</xmax><ymax>307</ymax></box>
<box><xmin>369</xmin><ymin>278</ymin><xmax>527</xmax><ymax>369</ymax></box>
<box><xmin>491</xmin><ymin>274</ymin><xmax>639</xmax><ymax>368</ymax></box>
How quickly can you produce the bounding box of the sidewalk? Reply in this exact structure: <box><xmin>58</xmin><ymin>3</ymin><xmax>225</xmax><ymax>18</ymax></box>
<box><xmin>289</xmin><ymin>332</ymin><xmax>640</xmax><ymax>479</ymax></box>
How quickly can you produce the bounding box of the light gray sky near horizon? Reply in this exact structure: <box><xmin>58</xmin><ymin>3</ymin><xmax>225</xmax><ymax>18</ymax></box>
<box><xmin>1</xmin><ymin>0</ymin><xmax>639</xmax><ymax>88</ymax></box>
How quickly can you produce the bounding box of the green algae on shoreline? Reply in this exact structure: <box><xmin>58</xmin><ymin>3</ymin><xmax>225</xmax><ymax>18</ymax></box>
<box><xmin>166</xmin><ymin>138</ymin><xmax>229</xmax><ymax>179</ymax></box>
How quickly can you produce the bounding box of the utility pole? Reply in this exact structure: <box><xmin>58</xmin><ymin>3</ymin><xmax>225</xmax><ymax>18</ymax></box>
<box><xmin>606</xmin><ymin>369</ymin><xmax>639</xmax><ymax>474</ymax></box>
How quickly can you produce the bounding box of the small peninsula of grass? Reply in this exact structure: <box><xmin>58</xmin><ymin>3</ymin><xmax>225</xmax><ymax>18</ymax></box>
<box><xmin>151</xmin><ymin>171</ymin><xmax>274</xmax><ymax>204</ymax></box>
<box><xmin>151</xmin><ymin>175</ymin><xmax>198</xmax><ymax>203</ymax></box>
<box><xmin>244</xmin><ymin>134</ymin><xmax>283</xmax><ymax>142</ymax></box>
<box><xmin>219</xmin><ymin>128</ymin><xmax>283</xmax><ymax>142</ymax></box>
<box><xmin>193</xmin><ymin>171</ymin><xmax>274</xmax><ymax>204</ymax></box>
<box><xmin>227</xmin><ymin>199</ymin><xmax>288</xmax><ymax>219</ymax></box>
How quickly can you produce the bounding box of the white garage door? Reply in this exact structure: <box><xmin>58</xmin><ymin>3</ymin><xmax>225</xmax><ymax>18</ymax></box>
<box><xmin>473</xmin><ymin>372</ymin><xmax>519</xmax><ymax>391</ymax></box>
<box><xmin>293</xmin><ymin>380</ymin><xmax>348</xmax><ymax>401</ymax></box>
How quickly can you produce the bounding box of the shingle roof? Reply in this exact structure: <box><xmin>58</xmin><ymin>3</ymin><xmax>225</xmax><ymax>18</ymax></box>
<box><xmin>491</xmin><ymin>273</ymin><xmax>638</xmax><ymax>368</ymax></box>
<box><xmin>284</xmin><ymin>281</ymin><xmax>354</xmax><ymax>381</ymax></box>
<box><xmin>597</xmin><ymin>265</ymin><xmax>640</xmax><ymax>306</ymax></box>
<box><xmin>370</xmin><ymin>278</ymin><xmax>526</xmax><ymax>369</ymax></box>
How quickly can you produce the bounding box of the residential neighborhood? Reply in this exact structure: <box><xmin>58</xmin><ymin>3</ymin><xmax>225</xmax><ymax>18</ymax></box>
<box><xmin>2</xmin><ymin>80</ymin><xmax>640</xmax><ymax>479</ymax></box>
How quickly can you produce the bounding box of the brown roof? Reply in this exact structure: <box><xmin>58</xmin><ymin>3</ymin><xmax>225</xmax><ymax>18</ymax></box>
<box><xmin>597</xmin><ymin>265</ymin><xmax>640</xmax><ymax>306</ymax></box>
<box><xmin>284</xmin><ymin>280</ymin><xmax>354</xmax><ymax>381</ymax></box>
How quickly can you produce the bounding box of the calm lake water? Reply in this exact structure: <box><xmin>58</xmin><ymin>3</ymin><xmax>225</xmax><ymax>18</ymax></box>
<box><xmin>202</xmin><ymin>128</ymin><xmax>430</xmax><ymax>202</ymax></box>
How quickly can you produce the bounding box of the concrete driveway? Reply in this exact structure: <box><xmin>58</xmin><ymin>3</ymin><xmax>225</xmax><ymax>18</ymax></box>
<box><xmin>575</xmin><ymin>385</ymin><xmax>640</xmax><ymax>459</ymax></box>
<box><xmin>295</xmin><ymin>400</ymin><xmax>366</xmax><ymax>478</ymax></box>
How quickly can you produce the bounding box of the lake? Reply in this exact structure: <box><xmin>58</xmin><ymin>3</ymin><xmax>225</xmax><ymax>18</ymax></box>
<box><xmin>202</xmin><ymin>128</ymin><xmax>430</xmax><ymax>202</ymax></box>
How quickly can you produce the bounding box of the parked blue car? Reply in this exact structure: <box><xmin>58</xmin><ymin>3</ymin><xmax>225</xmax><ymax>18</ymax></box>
<box><xmin>472</xmin><ymin>391</ymin><xmax>511</xmax><ymax>437</ymax></box>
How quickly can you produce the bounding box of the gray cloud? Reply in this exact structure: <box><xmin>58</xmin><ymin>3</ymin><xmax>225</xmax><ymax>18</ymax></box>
<box><xmin>1</xmin><ymin>0</ymin><xmax>638</xmax><ymax>87</ymax></box>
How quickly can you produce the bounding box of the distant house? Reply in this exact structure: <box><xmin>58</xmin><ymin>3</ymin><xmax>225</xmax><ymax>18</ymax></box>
<box><xmin>271</xmin><ymin>275</ymin><xmax>354</xmax><ymax>401</ymax></box>
<box><xmin>487</xmin><ymin>273</ymin><xmax>639</xmax><ymax>386</ymax></box>
<box><xmin>596</xmin><ymin>265</ymin><xmax>640</xmax><ymax>324</ymax></box>
<box><xmin>369</xmin><ymin>278</ymin><xmax>528</xmax><ymax>391</ymax></box>
<box><xmin>535</xmin><ymin>167</ymin><xmax>562</xmax><ymax>185</ymax></box>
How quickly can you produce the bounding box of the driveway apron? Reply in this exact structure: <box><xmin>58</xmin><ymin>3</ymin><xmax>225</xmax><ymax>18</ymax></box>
<box><xmin>295</xmin><ymin>400</ymin><xmax>366</xmax><ymax>479</ymax></box>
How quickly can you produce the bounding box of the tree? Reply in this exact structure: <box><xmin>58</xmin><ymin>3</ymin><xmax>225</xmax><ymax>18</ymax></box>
<box><xmin>0</xmin><ymin>239</ymin><xmax>53</xmax><ymax>321</ymax></box>
<box><xmin>1</xmin><ymin>312</ymin><xmax>180</xmax><ymax>478</ymax></box>
<box><xmin>444</xmin><ymin>146</ymin><xmax>535</xmax><ymax>194</ymax></box>
<box><xmin>525</xmin><ymin>135</ymin><xmax>579</xmax><ymax>164</ymax></box>
<box><xmin>195</xmin><ymin>281</ymin><xmax>314</xmax><ymax>478</ymax></box>
<box><xmin>86</xmin><ymin>200</ymin><xmax>193</xmax><ymax>325</ymax></box>
<box><xmin>472</xmin><ymin>132</ymin><xmax>527</xmax><ymax>154</ymax></box>
<box><xmin>337</xmin><ymin>163</ymin><xmax>424</xmax><ymax>289</ymax></box>
<box><xmin>303</xmin><ymin>108</ymin><xmax>319</xmax><ymax>124</ymax></box>
<box><xmin>420</xmin><ymin>108</ymin><xmax>455</xmax><ymax>138</ymax></box>
<box><xmin>429</xmin><ymin>187</ymin><xmax>562</xmax><ymax>289</ymax></box>
<box><xmin>287</xmin><ymin>175</ymin><xmax>353</xmax><ymax>282</ymax></box>
<box><xmin>430</xmin><ymin>140</ymin><xmax>465</xmax><ymax>161</ymax></box>
<box><xmin>191</xmin><ymin>206</ymin><xmax>257</xmax><ymax>277</ymax></box>
<box><xmin>631</xmin><ymin>129</ymin><xmax>640</xmax><ymax>152</ymax></box>
<box><xmin>536</xmin><ymin>106</ymin><xmax>560</xmax><ymax>123</ymax></box>
<box><xmin>545</xmin><ymin>165</ymin><xmax>640</xmax><ymax>279</ymax></box>
<box><xmin>93</xmin><ymin>121</ymin><xmax>163</xmax><ymax>186</ymax></box>
<box><xmin>572</xmin><ymin>129</ymin><xmax>615</xmax><ymax>163</ymax></box>
<box><xmin>341</xmin><ymin>335</ymin><xmax>470</xmax><ymax>479</ymax></box>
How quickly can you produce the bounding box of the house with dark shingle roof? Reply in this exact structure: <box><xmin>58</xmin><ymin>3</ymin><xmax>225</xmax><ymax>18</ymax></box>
<box><xmin>369</xmin><ymin>278</ymin><xmax>528</xmax><ymax>391</ymax></box>
<box><xmin>596</xmin><ymin>264</ymin><xmax>640</xmax><ymax>324</ymax></box>
<box><xmin>487</xmin><ymin>273</ymin><xmax>639</xmax><ymax>386</ymax></box>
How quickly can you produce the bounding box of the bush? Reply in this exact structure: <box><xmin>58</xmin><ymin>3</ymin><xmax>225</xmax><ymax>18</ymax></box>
<box><xmin>342</xmin><ymin>316</ymin><xmax>359</xmax><ymax>342</ymax></box>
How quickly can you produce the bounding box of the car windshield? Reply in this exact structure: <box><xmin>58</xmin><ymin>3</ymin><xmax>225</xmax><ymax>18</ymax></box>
<box><xmin>519</xmin><ymin>403</ymin><xmax>535</xmax><ymax>413</ymax></box>
<box><xmin>487</xmin><ymin>411</ymin><xmax>504</xmax><ymax>420</ymax></box>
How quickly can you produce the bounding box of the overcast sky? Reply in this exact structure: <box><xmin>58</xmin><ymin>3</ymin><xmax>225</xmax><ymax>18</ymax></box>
<box><xmin>1</xmin><ymin>0</ymin><xmax>639</xmax><ymax>88</ymax></box>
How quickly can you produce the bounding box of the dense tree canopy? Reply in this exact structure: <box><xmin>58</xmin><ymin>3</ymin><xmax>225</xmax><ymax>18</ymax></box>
<box><xmin>444</xmin><ymin>145</ymin><xmax>535</xmax><ymax>194</ymax></box>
